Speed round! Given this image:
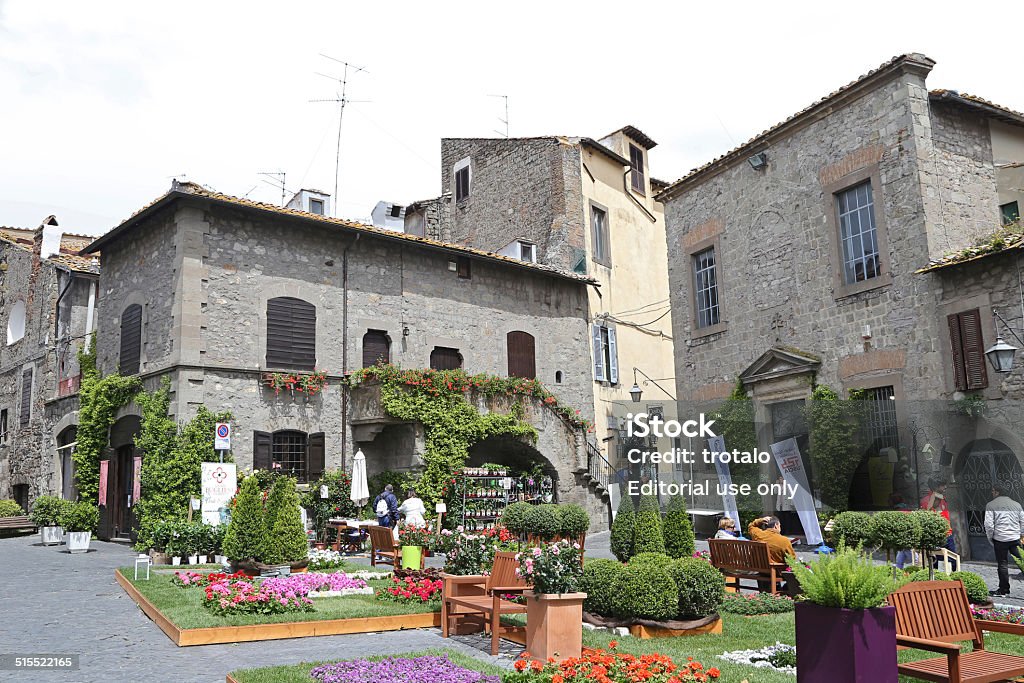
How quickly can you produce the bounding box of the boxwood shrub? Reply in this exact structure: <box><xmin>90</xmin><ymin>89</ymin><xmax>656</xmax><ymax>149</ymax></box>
<box><xmin>0</xmin><ymin>500</ymin><xmax>24</xmax><ymax>517</ymax></box>
<box><xmin>581</xmin><ymin>558</ymin><xmax>625</xmax><ymax>617</ymax></box>
<box><xmin>869</xmin><ymin>510</ymin><xmax>920</xmax><ymax>552</ymax></box>
<box><xmin>610</xmin><ymin>563</ymin><xmax>677</xmax><ymax>621</ymax></box>
<box><xmin>912</xmin><ymin>509</ymin><xmax>951</xmax><ymax>550</ymax></box>
<box><xmin>663</xmin><ymin>494</ymin><xmax>695</xmax><ymax>558</ymax></box>
<box><xmin>829</xmin><ymin>511</ymin><xmax>872</xmax><ymax>548</ymax></box>
<box><xmin>720</xmin><ymin>592</ymin><xmax>795</xmax><ymax>615</ymax></box>
<box><xmin>500</xmin><ymin>502</ymin><xmax>533</xmax><ymax>536</ymax></box>
<box><xmin>610</xmin><ymin>494</ymin><xmax>635</xmax><ymax>562</ymax></box>
<box><xmin>632</xmin><ymin>494</ymin><xmax>665</xmax><ymax>555</ymax></box>
<box><xmin>558</xmin><ymin>503</ymin><xmax>590</xmax><ymax>538</ymax></box>
<box><xmin>667</xmin><ymin>556</ymin><xmax>725</xmax><ymax>619</ymax></box>
<box><xmin>524</xmin><ymin>504</ymin><xmax>561</xmax><ymax>541</ymax></box>
<box><xmin>629</xmin><ymin>552</ymin><xmax>674</xmax><ymax>572</ymax></box>
<box><xmin>908</xmin><ymin>568</ymin><xmax>989</xmax><ymax>604</ymax></box>
<box><xmin>30</xmin><ymin>495</ymin><xmax>70</xmax><ymax>527</ymax></box>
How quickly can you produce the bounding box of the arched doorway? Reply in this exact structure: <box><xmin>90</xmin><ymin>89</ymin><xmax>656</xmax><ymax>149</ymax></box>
<box><xmin>956</xmin><ymin>439</ymin><xmax>1024</xmax><ymax>562</ymax></box>
<box><xmin>467</xmin><ymin>435</ymin><xmax>558</xmax><ymax>505</ymax></box>
<box><xmin>104</xmin><ymin>415</ymin><xmax>142</xmax><ymax>541</ymax></box>
<box><xmin>57</xmin><ymin>426</ymin><xmax>78</xmax><ymax>500</ymax></box>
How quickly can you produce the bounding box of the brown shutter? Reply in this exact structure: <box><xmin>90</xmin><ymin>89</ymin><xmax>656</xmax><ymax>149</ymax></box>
<box><xmin>307</xmin><ymin>433</ymin><xmax>326</xmax><ymax>482</ymax></box>
<box><xmin>457</xmin><ymin>257</ymin><xmax>471</xmax><ymax>279</ymax></box>
<box><xmin>948</xmin><ymin>314</ymin><xmax>967</xmax><ymax>391</ymax></box>
<box><xmin>959</xmin><ymin>308</ymin><xmax>989</xmax><ymax>390</ymax></box>
<box><xmin>253</xmin><ymin>431</ymin><xmax>272</xmax><ymax>471</ymax></box>
<box><xmin>507</xmin><ymin>331</ymin><xmax>536</xmax><ymax>379</ymax></box>
<box><xmin>20</xmin><ymin>368</ymin><xmax>32</xmax><ymax>426</ymax></box>
<box><xmin>430</xmin><ymin>347</ymin><xmax>463</xmax><ymax>371</ymax></box>
<box><xmin>266</xmin><ymin>297</ymin><xmax>317</xmax><ymax>370</ymax></box>
<box><xmin>119</xmin><ymin>304</ymin><xmax>143</xmax><ymax>376</ymax></box>
<box><xmin>362</xmin><ymin>330</ymin><xmax>390</xmax><ymax>368</ymax></box>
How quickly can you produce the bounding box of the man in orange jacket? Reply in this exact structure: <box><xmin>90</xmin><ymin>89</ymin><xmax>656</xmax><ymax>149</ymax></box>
<box><xmin>748</xmin><ymin>516</ymin><xmax>797</xmax><ymax>564</ymax></box>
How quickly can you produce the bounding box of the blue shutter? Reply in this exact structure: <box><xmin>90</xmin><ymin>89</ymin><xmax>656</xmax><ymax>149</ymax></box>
<box><xmin>592</xmin><ymin>324</ymin><xmax>605</xmax><ymax>381</ymax></box>
<box><xmin>607</xmin><ymin>325</ymin><xmax>619</xmax><ymax>384</ymax></box>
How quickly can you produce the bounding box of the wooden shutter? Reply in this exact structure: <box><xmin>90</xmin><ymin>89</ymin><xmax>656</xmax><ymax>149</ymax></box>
<box><xmin>253</xmin><ymin>431</ymin><xmax>272</xmax><ymax>471</ymax></box>
<box><xmin>507</xmin><ymin>331</ymin><xmax>536</xmax><ymax>379</ymax></box>
<box><xmin>307</xmin><ymin>433</ymin><xmax>326</xmax><ymax>482</ymax></box>
<box><xmin>948</xmin><ymin>314</ymin><xmax>967</xmax><ymax>391</ymax></box>
<box><xmin>119</xmin><ymin>304</ymin><xmax>143</xmax><ymax>376</ymax></box>
<box><xmin>457</xmin><ymin>257</ymin><xmax>471</xmax><ymax>279</ymax></box>
<box><xmin>959</xmin><ymin>309</ymin><xmax>989</xmax><ymax>390</ymax></box>
<box><xmin>362</xmin><ymin>330</ymin><xmax>390</xmax><ymax>368</ymax></box>
<box><xmin>266</xmin><ymin>297</ymin><xmax>317</xmax><ymax>370</ymax></box>
<box><xmin>430</xmin><ymin>347</ymin><xmax>463</xmax><ymax>371</ymax></box>
<box><xmin>592</xmin><ymin>325</ymin><xmax>606</xmax><ymax>381</ymax></box>
<box><xmin>20</xmin><ymin>368</ymin><xmax>32</xmax><ymax>425</ymax></box>
<box><xmin>607</xmin><ymin>325</ymin><xmax>619</xmax><ymax>384</ymax></box>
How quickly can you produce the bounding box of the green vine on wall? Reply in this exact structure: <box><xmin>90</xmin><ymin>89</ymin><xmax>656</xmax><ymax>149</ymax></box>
<box><xmin>343</xmin><ymin>364</ymin><xmax>588</xmax><ymax>506</ymax></box>
<box><xmin>73</xmin><ymin>335</ymin><xmax>142</xmax><ymax>502</ymax></box>
<box><xmin>804</xmin><ymin>385</ymin><xmax>864</xmax><ymax>512</ymax></box>
<box><xmin>709</xmin><ymin>380</ymin><xmax>760</xmax><ymax>491</ymax></box>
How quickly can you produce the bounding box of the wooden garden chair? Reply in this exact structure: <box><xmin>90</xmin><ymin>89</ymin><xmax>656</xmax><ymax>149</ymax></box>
<box><xmin>441</xmin><ymin>551</ymin><xmax>529</xmax><ymax>655</ymax></box>
<box><xmin>708</xmin><ymin>538</ymin><xmax>786</xmax><ymax>594</ymax></box>
<box><xmin>887</xmin><ymin>580</ymin><xmax>1024</xmax><ymax>683</ymax></box>
<box><xmin>368</xmin><ymin>524</ymin><xmax>424</xmax><ymax>569</ymax></box>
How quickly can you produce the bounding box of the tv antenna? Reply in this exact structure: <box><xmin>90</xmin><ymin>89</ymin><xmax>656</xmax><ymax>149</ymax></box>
<box><xmin>258</xmin><ymin>171</ymin><xmax>287</xmax><ymax>206</ymax></box>
<box><xmin>311</xmin><ymin>54</ymin><xmax>369</xmax><ymax>216</ymax></box>
<box><xmin>488</xmin><ymin>94</ymin><xmax>509</xmax><ymax>138</ymax></box>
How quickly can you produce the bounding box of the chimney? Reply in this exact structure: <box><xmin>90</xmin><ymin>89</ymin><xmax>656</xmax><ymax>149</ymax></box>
<box><xmin>33</xmin><ymin>215</ymin><xmax>59</xmax><ymax>258</ymax></box>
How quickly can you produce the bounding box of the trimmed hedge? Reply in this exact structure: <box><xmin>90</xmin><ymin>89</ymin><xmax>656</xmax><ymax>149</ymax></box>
<box><xmin>558</xmin><ymin>503</ymin><xmax>590</xmax><ymax>537</ymax></box>
<box><xmin>632</xmin><ymin>494</ymin><xmax>665</xmax><ymax>556</ymax></box>
<box><xmin>912</xmin><ymin>509</ymin><xmax>951</xmax><ymax>550</ymax></box>
<box><xmin>0</xmin><ymin>500</ymin><xmax>24</xmax><ymax>517</ymax></box>
<box><xmin>667</xmin><ymin>556</ymin><xmax>725</xmax><ymax>619</ymax></box>
<box><xmin>663</xmin><ymin>495</ymin><xmax>695</xmax><ymax>559</ymax></box>
<box><xmin>869</xmin><ymin>510</ymin><xmax>920</xmax><ymax>552</ymax></box>
<box><xmin>59</xmin><ymin>501</ymin><xmax>99</xmax><ymax>533</ymax></box>
<box><xmin>829</xmin><ymin>511</ymin><xmax>872</xmax><ymax>548</ymax></box>
<box><xmin>525</xmin><ymin>504</ymin><xmax>561</xmax><ymax>541</ymax></box>
<box><xmin>610</xmin><ymin>563</ymin><xmax>677</xmax><ymax>621</ymax></box>
<box><xmin>909</xmin><ymin>568</ymin><xmax>989</xmax><ymax>604</ymax></box>
<box><xmin>610</xmin><ymin>494</ymin><xmax>635</xmax><ymax>562</ymax></box>
<box><xmin>629</xmin><ymin>552</ymin><xmax>674</xmax><ymax>572</ymax></box>
<box><xmin>500</xmin><ymin>502</ymin><xmax>533</xmax><ymax>536</ymax></box>
<box><xmin>581</xmin><ymin>558</ymin><xmax>625</xmax><ymax>617</ymax></box>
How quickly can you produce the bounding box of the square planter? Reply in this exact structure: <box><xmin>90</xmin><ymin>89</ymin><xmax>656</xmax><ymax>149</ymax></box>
<box><xmin>524</xmin><ymin>591</ymin><xmax>586</xmax><ymax>662</ymax></box>
<box><xmin>40</xmin><ymin>526</ymin><xmax>63</xmax><ymax>546</ymax></box>
<box><xmin>795</xmin><ymin>602</ymin><xmax>896</xmax><ymax>683</ymax></box>
<box><xmin>66</xmin><ymin>531</ymin><xmax>91</xmax><ymax>554</ymax></box>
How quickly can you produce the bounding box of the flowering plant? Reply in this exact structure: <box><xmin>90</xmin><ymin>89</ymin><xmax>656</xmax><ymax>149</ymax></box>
<box><xmin>307</xmin><ymin>547</ymin><xmax>347</xmax><ymax>572</ymax></box>
<box><xmin>972</xmin><ymin>604</ymin><xmax>1024</xmax><ymax>624</ymax></box>
<box><xmin>260</xmin><ymin>572</ymin><xmax>369</xmax><ymax>597</ymax></box>
<box><xmin>397</xmin><ymin>524</ymin><xmax>433</xmax><ymax>548</ymax></box>
<box><xmin>203</xmin><ymin>575</ymin><xmax>313</xmax><ymax>615</ymax></box>
<box><xmin>509</xmin><ymin>644</ymin><xmax>721</xmax><ymax>683</ymax></box>
<box><xmin>515</xmin><ymin>540</ymin><xmax>583</xmax><ymax>595</ymax></box>
<box><xmin>310</xmin><ymin>654</ymin><xmax>499</xmax><ymax>683</ymax></box>
<box><xmin>262</xmin><ymin>370</ymin><xmax>327</xmax><ymax>396</ymax></box>
<box><xmin>375</xmin><ymin>576</ymin><xmax>443</xmax><ymax>604</ymax></box>
<box><xmin>172</xmin><ymin>570</ymin><xmax>247</xmax><ymax>588</ymax></box>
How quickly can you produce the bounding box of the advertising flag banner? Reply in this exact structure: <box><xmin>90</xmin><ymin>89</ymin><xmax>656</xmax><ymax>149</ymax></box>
<box><xmin>770</xmin><ymin>437</ymin><xmax>824</xmax><ymax>545</ymax></box>
<box><xmin>201</xmin><ymin>462</ymin><xmax>237</xmax><ymax>526</ymax></box>
<box><xmin>98</xmin><ymin>460</ymin><xmax>109</xmax><ymax>506</ymax></box>
<box><xmin>707</xmin><ymin>435</ymin><xmax>740</xmax><ymax>529</ymax></box>
<box><xmin>132</xmin><ymin>456</ymin><xmax>142</xmax><ymax>504</ymax></box>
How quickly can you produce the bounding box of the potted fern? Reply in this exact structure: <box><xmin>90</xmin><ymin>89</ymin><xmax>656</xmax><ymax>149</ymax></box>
<box><xmin>788</xmin><ymin>547</ymin><xmax>905</xmax><ymax>682</ymax></box>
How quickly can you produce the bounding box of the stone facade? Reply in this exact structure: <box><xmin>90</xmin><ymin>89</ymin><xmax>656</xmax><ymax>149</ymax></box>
<box><xmin>659</xmin><ymin>53</ymin><xmax>1024</xmax><ymax>559</ymax></box>
<box><xmin>0</xmin><ymin>223</ymin><xmax>98</xmax><ymax>509</ymax></box>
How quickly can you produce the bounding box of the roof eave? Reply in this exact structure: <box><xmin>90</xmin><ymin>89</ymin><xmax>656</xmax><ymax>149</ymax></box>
<box><xmin>580</xmin><ymin>138</ymin><xmax>630</xmax><ymax>166</ymax></box>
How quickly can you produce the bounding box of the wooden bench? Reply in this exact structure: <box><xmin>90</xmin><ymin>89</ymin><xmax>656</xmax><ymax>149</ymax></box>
<box><xmin>708</xmin><ymin>538</ymin><xmax>786</xmax><ymax>594</ymax></box>
<box><xmin>441</xmin><ymin>551</ymin><xmax>528</xmax><ymax>655</ymax></box>
<box><xmin>367</xmin><ymin>525</ymin><xmax>423</xmax><ymax>569</ymax></box>
<box><xmin>0</xmin><ymin>516</ymin><xmax>36</xmax><ymax>534</ymax></box>
<box><xmin>888</xmin><ymin>580</ymin><xmax>1024</xmax><ymax>683</ymax></box>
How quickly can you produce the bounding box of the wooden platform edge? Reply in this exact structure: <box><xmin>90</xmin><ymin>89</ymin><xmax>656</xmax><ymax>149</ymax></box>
<box><xmin>225</xmin><ymin>675</ymin><xmax>240</xmax><ymax>683</ymax></box>
<box><xmin>114</xmin><ymin>569</ymin><xmax>183</xmax><ymax>645</ymax></box>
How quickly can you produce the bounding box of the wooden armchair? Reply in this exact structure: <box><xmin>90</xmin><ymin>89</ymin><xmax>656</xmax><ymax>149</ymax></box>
<box><xmin>368</xmin><ymin>524</ymin><xmax>425</xmax><ymax>569</ymax></box>
<box><xmin>441</xmin><ymin>551</ymin><xmax>529</xmax><ymax>655</ymax></box>
<box><xmin>708</xmin><ymin>539</ymin><xmax>786</xmax><ymax>594</ymax></box>
<box><xmin>887</xmin><ymin>580</ymin><xmax>1024</xmax><ymax>683</ymax></box>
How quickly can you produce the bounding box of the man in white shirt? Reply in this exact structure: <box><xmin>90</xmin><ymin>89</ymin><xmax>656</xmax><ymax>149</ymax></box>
<box><xmin>984</xmin><ymin>484</ymin><xmax>1024</xmax><ymax>597</ymax></box>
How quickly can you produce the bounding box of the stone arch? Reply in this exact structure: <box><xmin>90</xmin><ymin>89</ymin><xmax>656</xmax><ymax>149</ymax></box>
<box><xmin>954</xmin><ymin>438</ymin><xmax>1022</xmax><ymax>562</ymax></box>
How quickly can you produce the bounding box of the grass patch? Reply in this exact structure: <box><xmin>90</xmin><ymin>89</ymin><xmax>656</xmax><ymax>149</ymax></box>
<box><xmin>230</xmin><ymin>649</ymin><xmax>505</xmax><ymax>683</ymax></box>
<box><xmin>120</xmin><ymin>568</ymin><xmax>436</xmax><ymax>630</ymax></box>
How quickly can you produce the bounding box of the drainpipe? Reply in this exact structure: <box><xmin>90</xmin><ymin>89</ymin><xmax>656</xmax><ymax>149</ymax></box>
<box><xmin>622</xmin><ymin>168</ymin><xmax>657</xmax><ymax>223</ymax></box>
<box><xmin>340</xmin><ymin>234</ymin><xmax>360</xmax><ymax>471</ymax></box>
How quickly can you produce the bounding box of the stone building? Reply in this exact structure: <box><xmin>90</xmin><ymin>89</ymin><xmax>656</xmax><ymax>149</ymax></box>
<box><xmin>419</xmin><ymin>130</ymin><xmax>676</xmax><ymax>488</ymax></box>
<box><xmin>657</xmin><ymin>53</ymin><xmax>1024</xmax><ymax>559</ymax></box>
<box><xmin>0</xmin><ymin>219</ymin><xmax>100</xmax><ymax>511</ymax></box>
<box><xmin>82</xmin><ymin>181</ymin><xmax>608</xmax><ymax>537</ymax></box>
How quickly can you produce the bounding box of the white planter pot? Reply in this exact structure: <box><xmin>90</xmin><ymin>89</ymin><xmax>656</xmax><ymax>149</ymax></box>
<box><xmin>171</xmin><ymin>556</ymin><xmax>182</xmax><ymax>566</ymax></box>
<box><xmin>215</xmin><ymin>555</ymin><xmax>226</xmax><ymax>564</ymax></box>
<box><xmin>40</xmin><ymin>526</ymin><xmax>63</xmax><ymax>546</ymax></box>
<box><xmin>66</xmin><ymin>531</ymin><xmax>91</xmax><ymax>554</ymax></box>
<box><xmin>198</xmin><ymin>555</ymin><xmax>208</xmax><ymax>564</ymax></box>
<box><xmin>188</xmin><ymin>555</ymin><xmax>200</xmax><ymax>565</ymax></box>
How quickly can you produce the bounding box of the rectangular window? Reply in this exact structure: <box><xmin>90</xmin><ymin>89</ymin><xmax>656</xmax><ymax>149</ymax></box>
<box><xmin>948</xmin><ymin>309</ymin><xmax>989</xmax><ymax>391</ymax></box>
<box><xmin>0</xmin><ymin>409</ymin><xmax>7</xmax><ymax>443</ymax></box>
<box><xmin>457</xmin><ymin>256</ymin><xmax>471</xmax><ymax>279</ymax></box>
<box><xmin>455</xmin><ymin>166</ymin><xmax>470</xmax><ymax>202</ymax></box>
<box><xmin>309</xmin><ymin>198</ymin><xmax>325</xmax><ymax>215</ymax></box>
<box><xmin>518</xmin><ymin>242</ymin><xmax>535</xmax><ymax>263</ymax></box>
<box><xmin>693</xmin><ymin>247</ymin><xmax>720</xmax><ymax>328</ymax></box>
<box><xmin>20</xmin><ymin>368</ymin><xmax>32</xmax><ymax>426</ymax></box>
<box><xmin>430</xmin><ymin>346</ymin><xmax>463</xmax><ymax>371</ymax></box>
<box><xmin>836</xmin><ymin>181</ymin><xmax>880</xmax><ymax>285</ymax></box>
<box><xmin>591</xmin><ymin>324</ymin><xmax>618</xmax><ymax>383</ymax></box>
<box><xmin>592</xmin><ymin>205</ymin><xmax>609</xmax><ymax>265</ymax></box>
<box><xmin>266</xmin><ymin>297</ymin><xmax>317</xmax><ymax>371</ymax></box>
<box><xmin>629</xmin><ymin>144</ymin><xmax>645</xmax><ymax>193</ymax></box>
<box><xmin>1002</xmin><ymin>201</ymin><xmax>1020</xmax><ymax>225</ymax></box>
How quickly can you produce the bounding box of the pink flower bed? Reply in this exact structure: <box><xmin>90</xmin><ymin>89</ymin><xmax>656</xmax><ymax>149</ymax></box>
<box><xmin>204</xmin><ymin>576</ymin><xmax>314</xmax><ymax>616</ymax></box>
<box><xmin>261</xmin><ymin>572</ymin><xmax>369</xmax><ymax>597</ymax></box>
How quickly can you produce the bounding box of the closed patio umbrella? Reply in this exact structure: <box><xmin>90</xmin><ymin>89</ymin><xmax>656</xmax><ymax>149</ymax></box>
<box><xmin>350</xmin><ymin>449</ymin><xmax>370</xmax><ymax>509</ymax></box>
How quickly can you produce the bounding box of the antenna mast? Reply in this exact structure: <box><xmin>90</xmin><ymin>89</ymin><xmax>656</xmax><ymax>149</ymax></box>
<box><xmin>311</xmin><ymin>54</ymin><xmax>368</xmax><ymax>217</ymax></box>
<box><xmin>258</xmin><ymin>171</ymin><xmax>287</xmax><ymax>206</ymax></box>
<box><xmin>488</xmin><ymin>94</ymin><xmax>509</xmax><ymax>137</ymax></box>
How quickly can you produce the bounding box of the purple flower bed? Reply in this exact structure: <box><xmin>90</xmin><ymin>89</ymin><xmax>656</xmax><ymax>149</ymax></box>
<box><xmin>260</xmin><ymin>572</ymin><xmax>369</xmax><ymax>598</ymax></box>
<box><xmin>972</xmin><ymin>604</ymin><xmax>1024</xmax><ymax>624</ymax></box>
<box><xmin>309</xmin><ymin>654</ymin><xmax>500</xmax><ymax>683</ymax></box>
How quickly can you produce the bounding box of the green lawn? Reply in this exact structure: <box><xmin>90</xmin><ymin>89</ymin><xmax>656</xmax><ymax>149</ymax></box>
<box><xmin>230</xmin><ymin>649</ymin><xmax>505</xmax><ymax>683</ymax></box>
<box><xmin>119</xmin><ymin>568</ymin><xmax>437</xmax><ymax>630</ymax></box>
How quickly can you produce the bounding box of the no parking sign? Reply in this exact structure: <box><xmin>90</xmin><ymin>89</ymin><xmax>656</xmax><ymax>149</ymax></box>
<box><xmin>215</xmin><ymin>422</ymin><xmax>231</xmax><ymax>450</ymax></box>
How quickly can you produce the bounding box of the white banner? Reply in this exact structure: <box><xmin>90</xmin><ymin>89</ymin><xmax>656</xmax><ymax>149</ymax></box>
<box><xmin>201</xmin><ymin>462</ymin><xmax>237</xmax><ymax>526</ymax></box>
<box><xmin>707</xmin><ymin>436</ymin><xmax>740</xmax><ymax>531</ymax></box>
<box><xmin>770</xmin><ymin>437</ymin><xmax>823</xmax><ymax>545</ymax></box>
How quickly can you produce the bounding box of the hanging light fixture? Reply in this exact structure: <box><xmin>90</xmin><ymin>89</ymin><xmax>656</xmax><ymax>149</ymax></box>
<box><xmin>985</xmin><ymin>336</ymin><xmax>1018</xmax><ymax>373</ymax></box>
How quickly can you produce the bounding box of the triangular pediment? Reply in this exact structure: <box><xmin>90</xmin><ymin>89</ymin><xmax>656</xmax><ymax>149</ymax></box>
<box><xmin>739</xmin><ymin>346</ymin><xmax>821</xmax><ymax>385</ymax></box>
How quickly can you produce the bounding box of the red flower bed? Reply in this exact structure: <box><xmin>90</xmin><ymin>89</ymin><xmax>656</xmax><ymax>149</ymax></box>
<box><xmin>509</xmin><ymin>643</ymin><xmax>720</xmax><ymax>683</ymax></box>
<box><xmin>374</xmin><ymin>576</ymin><xmax>443</xmax><ymax>604</ymax></box>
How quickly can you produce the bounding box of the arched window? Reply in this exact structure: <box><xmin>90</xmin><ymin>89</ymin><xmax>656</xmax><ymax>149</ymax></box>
<box><xmin>58</xmin><ymin>426</ymin><xmax>78</xmax><ymax>500</ymax></box>
<box><xmin>6</xmin><ymin>300</ymin><xmax>25</xmax><ymax>345</ymax></box>
<box><xmin>253</xmin><ymin>429</ymin><xmax>325</xmax><ymax>483</ymax></box>
<box><xmin>119</xmin><ymin>304</ymin><xmax>143</xmax><ymax>376</ymax></box>
<box><xmin>507</xmin><ymin>331</ymin><xmax>536</xmax><ymax>379</ymax></box>
<box><xmin>362</xmin><ymin>330</ymin><xmax>391</xmax><ymax>368</ymax></box>
<box><xmin>266</xmin><ymin>297</ymin><xmax>317</xmax><ymax>370</ymax></box>
<box><xmin>430</xmin><ymin>346</ymin><xmax>463</xmax><ymax>371</ymax></box>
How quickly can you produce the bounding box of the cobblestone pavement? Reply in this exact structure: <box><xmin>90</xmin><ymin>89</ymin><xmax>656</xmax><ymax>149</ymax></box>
<box><xmin>0</xmin><ymin>536</ymin><xmax>507</xmax><ymax>683</ymax></box>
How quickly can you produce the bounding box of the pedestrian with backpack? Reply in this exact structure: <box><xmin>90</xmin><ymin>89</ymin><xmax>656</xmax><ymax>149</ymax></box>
<box><xmin>373</xmin><ymin>484</ymin><xmax>400</xmax><ymax>528</ymax></box>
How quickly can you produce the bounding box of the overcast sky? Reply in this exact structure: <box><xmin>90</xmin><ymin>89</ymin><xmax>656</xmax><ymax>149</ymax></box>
<box><xmin>1</xmin><ymin>1</ymin><xmax>1021</xmax><ymax>237</ymax></box>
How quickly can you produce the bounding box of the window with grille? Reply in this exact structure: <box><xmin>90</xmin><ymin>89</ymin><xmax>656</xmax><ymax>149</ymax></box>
<box><xmin>119</xmin><ymin>304</ymin><xmax>143</xmax><ymax>376</ymax></box>
<box><xmin>693</xmin><ymin>247</ymin><xmax>720</xmax><ymax>328</ymax></box>
<box><xmin>836</xmin><ymin>181</ymin><xmax>880</xmax><ymax>284</ymax></box>
<box><xmin>948</xmin><ymin>309</ymin><xmax>988</xmax><ymax>391</ymax></box>
<box><xmin>272</xmin><ymin>431</ymin><xmax>308</xmax><ymax>481</ymax></box>
<box><xmin>362</xmin><ymin>330</ymin><xmax>390</xmax><ymax>368</ymax></box>
<box><xmin>859</xmin><ymin>386</ymin><xmax>899</xmax><ymax>452</ymax></box>
<box><xmin>629</xmin><ymin>144</ymin><xmax>645</xmax><ymax>193</ymax></box>
<box><xmin>430</xmin><ymin>346</ymin><xmax>463</xmax><ymax>371</ymax></box>
<box><xmin>266</xmin><ymin>297</ymin><xmax>317</xmax><ymax>370</ymax></box>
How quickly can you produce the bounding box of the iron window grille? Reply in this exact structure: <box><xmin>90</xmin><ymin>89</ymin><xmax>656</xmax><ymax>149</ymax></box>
<box><xmin>693</xmin><ymin>247</ymin><xmax>720</xmax><ymax>328</ymax></box>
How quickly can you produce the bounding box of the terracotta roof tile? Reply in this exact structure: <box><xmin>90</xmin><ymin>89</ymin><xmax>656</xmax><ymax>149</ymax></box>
<box><xmin>928</xmin><ymin>89</ymin><xmax>1024</xmax><ymax>126</ymax></box>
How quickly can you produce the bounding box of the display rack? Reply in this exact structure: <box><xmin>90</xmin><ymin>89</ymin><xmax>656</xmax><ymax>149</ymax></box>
<box><xmin>460</xmin><ymin>468</ymin><xmax>511</xmax><ymax>532</ymax></box>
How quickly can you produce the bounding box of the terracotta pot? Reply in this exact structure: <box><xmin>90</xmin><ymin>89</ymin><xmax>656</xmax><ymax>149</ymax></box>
<box><xmin>314</xmin><ymin>542</ymin><xmax>327</xmax><ymax>550</ymax></box>
<box><xmin>291</xmin><ymin>566</ymin><xmax>308</xmax><ymax>573</ymax></box>
<box><xmin>524</xmin><ymin>590</ymin><xmax>586</xmax><ymax>662</ymax></box>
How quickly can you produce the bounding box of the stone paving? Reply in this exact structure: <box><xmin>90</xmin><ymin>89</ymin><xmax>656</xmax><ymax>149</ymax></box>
<box><xmin>0</xmin><ymin>535</ymin><xmax>507</xmax><ymax>683</ymax></box>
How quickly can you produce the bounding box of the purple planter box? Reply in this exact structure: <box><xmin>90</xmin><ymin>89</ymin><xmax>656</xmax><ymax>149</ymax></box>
<box><xmin>795</xmin><ymin>602</ymin><xmax>897</xmax><ymax>683</ymax></box>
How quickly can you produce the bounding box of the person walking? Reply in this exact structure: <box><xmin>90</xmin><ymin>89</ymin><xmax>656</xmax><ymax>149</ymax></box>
<box><xmin>921</xmin><ymin>477</ymin><xmax>957</xmax><ymax>571</ymax></box>
<box><xmin>984</xmin><ymin>483</ymin><xmax>1024</xmax><ymax>597</ymax></box>
<box><xmin>373</xmin><ymin>484</ymin><xmax>400</xmax><ymax>529</ymax></box>
<box><xmin>398</xmin><ymin>488</ymin><xmax>427</xmax><ymax>527</ymax></box>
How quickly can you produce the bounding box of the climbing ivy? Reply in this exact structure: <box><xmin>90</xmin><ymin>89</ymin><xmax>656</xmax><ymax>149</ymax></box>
<box><xmin>709</xmin><ymin>380</ymin><xmax>759</xmax><ymax>488</ymax></box>
<box><xmin>804</xmin><ymin>385</ymin><xmax>863</xmax><ymax>512</ymax></box>
<box><xmin>73</xmin><ymin>336</ymin><xmax>142</xmax><ymax>502</ymax></box>
<box><xmin>343</xmin><ymin>365</ymin><xmax>585</xmax><ymax>506</ymax></box>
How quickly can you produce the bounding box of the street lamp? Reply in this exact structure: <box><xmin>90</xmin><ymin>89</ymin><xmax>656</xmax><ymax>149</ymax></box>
<box><xmin>985</xmin><ymin>336</ymin><xmax>1018</xmax><ymax>373</ymax></box>
<box><xmin>629</xmin><ymin>382</ymin><xmax>643</xmax><ymax>403</ymax></box>
<box><xmin>629</xmin><ymin>367</ymin><xmax>676</xmax><ymax>402</ymax></box>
